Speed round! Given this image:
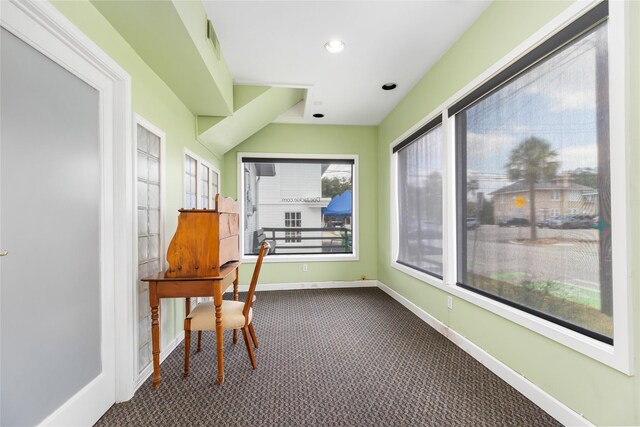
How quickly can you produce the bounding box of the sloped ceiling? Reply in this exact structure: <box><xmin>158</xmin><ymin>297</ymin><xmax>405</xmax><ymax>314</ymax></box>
<box><xmin>92</xmin><ymin>0</ymin><xmax>234</xmax><ymax>116</ymax></box>
<box><xmin>198</xmin><ymin>86</ymin><xmax>305</xmax><ymax>156</ymax></box>
<box><xmin>92</xmin><ymin>0</ymin><xmax>311</xmax><ymax>154</ymax></box>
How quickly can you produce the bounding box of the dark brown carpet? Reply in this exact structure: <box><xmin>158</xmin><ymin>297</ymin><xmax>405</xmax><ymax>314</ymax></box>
<box><xmin>96</xmin><ymin>287</ymin><xmax>560</xmax><ymax>426</ymax></box>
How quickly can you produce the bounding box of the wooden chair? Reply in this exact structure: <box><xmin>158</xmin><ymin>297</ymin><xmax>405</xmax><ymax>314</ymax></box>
<box><xmin>183</xmin><ymin>241</ymin><xmax>269</xmax><ymax>376</ymax></box>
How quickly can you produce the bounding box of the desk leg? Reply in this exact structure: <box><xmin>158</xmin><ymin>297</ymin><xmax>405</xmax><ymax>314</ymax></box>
<box><xmin>233</xmin><ymin>269</ymin><xmax>239</xmax><ymax>344</ymax></box>
<box><xmin>149</xmin><ymin>281</ymin><xmax>161</xmax><ymax>388</ymax></box>
<box><xmin>214</xmin><ymin>291</ymin><xmax>224</xmax><ymax>384</ymax></box>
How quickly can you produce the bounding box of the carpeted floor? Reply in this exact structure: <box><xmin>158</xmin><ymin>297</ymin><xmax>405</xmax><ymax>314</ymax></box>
<box><xmin>96</xmin><ymin>288</ymin><xmax>560</xmax><ymax>426</ymax></box>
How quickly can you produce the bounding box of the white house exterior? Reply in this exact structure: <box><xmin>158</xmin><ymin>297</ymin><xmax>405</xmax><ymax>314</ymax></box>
<box><xmin>244</xmin><ymin>162</ymin><xmax>330</xmax><ymax>254</ymax></box>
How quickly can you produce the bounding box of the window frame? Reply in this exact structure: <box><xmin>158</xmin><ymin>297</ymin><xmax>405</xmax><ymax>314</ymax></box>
<box><xmin>132</xmin><ymin>114</ymin><xmax>167</xmax><ymax>385</ymax></box>
<box><xmin>389</xmin><ymin>0</ymin><xmax>632</xmax><ymax>374</ymax></box>
<box><xmin>238</xmin><ymin>152</ymin><xmax>359</xmax><ymax>263</ymax></box>
<box><xmin>393</xmin><ymin>116</ymin><xmax>445</xmax><ymax>280</ymax></box>
<box><xmin>183</xmin><ymin>148</ymin><xmax>221</xmax><ymax>210</ymax></box>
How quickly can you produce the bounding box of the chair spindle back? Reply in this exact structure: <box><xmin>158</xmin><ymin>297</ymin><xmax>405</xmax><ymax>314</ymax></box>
<box><xmin>242</xmin><ymin>241</ymin><xmax>269</xmax><ymax>321</ymax></box>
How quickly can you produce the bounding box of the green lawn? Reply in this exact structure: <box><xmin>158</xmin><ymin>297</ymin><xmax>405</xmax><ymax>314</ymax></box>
<box><xmin>473</xmin><ymin>272</ymin><xmax>612</xmax><ymax>337</ymax></box>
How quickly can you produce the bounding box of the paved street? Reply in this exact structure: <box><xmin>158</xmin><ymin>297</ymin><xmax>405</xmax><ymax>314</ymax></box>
<box><xmin>465</xmin><ymin>225</ymin><xmax>603</xmax><ymax>291</ymax></box>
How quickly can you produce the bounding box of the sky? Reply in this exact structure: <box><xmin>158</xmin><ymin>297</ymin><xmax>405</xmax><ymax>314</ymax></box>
<box><xmin>465</xmin><ymin>22</ymin><xmax>607</xmax><ymax>182</ymax></box>
<box><xmin>322</xmin><ymin>164</ymin><xmax>352</xmax><ymax>180</ymax></box>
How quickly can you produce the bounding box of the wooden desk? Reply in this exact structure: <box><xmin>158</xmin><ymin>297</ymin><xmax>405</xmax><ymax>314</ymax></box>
<box><xmin>143</xmin><ymin>261</ymin><xmax>240</xmax><ymax>387</ymax></box>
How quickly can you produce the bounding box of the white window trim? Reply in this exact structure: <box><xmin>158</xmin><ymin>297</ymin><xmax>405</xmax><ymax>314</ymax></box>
<box><xmin>132</xmin><ymin>114</ymin><xmax>166</xmax><ymax>386</ymax></box>
<box><xmin>183</xmin><ymin>148</ymin><xmax>221</xmax><ymax>210</ymax></box>
<box><xmin>238</xmin><ymin>152</ymin><xmax>359</xmax><ymax>263</ymax></box>
<box><xmin>389</xmin><ymin>0</ymin><xmax>632</xmax><ymax>374</ymax></box>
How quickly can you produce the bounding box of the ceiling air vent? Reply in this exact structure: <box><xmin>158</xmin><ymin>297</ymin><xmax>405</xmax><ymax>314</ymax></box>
<box><xmin>206</xmin><ymin>19</ymin><xmax>221</xmax><ymax>60</ymax></box>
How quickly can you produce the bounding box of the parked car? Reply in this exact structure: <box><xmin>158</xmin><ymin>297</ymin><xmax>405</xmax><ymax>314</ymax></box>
<box><xmin>548</xmin><ymin>216</ymin><xmax>579</xmax><ymax>229</ymax></box>
<box><xmin>573</xmin><ymin>214</ymin><xmax>595</xmax><ymax>228</ymax></box>
<box><xmin>537</xmin><ymin>217</ymin><xmax>554</xmax><ymax>228</ymax></box>
<box><xmin>498</xmin><ymin>217</ymin><xmax>530</xmax><ymax>227</ymax></box>
<box><xmin>466</xmin><ymin>218</ymin><xmax>480</xmax><ymax>230</ymax></box>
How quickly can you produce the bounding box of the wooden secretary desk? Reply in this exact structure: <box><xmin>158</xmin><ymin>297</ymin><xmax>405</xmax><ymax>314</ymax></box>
<box><xmin>143</xmin><ymin>195</ymin><xmax>241</xmax><ymax>387</ymax></box>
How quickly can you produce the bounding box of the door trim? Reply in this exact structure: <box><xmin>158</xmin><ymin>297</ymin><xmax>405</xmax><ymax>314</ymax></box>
<box><xmin>1</xmin><ymin>0</ymin><xmax>135</xmax><ymax>424</ymax></box>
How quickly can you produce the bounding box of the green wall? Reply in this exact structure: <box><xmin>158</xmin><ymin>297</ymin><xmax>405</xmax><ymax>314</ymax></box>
<box><xmin>223</xmin><ymin>124</ymin><xmax>378</xmax><ymax>285</ymax></box>
<box><xmin>51</xmin><ymin>0</ymin><xmax>640</xmax><ymax>424</ymax></box>
<box><xmin>377</xmin><ymin>1</ymin><xmax>640</xmax><ymax>425</ymax></box>
<box><xmin>52</xmin><ymin>1</ymin><xmax>223</xmax><ymax>349</ymax></box>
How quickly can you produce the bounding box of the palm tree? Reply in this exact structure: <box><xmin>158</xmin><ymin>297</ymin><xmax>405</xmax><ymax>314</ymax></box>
<box><xmin>506</xmin><ymin>137</ymin><xmax>559</xmax><ymax>240</ymax></box>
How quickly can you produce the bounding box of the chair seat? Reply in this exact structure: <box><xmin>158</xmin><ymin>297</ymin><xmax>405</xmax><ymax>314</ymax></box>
<box><xmin>187</xmin><ymin>301</ymin><xmax>252</xmax><ymax>331</ymax></box>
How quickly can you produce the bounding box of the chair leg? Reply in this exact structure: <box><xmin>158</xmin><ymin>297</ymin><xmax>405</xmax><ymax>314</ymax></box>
<box><xmin>184</xmin><ymin>319</ymin><xmax>191</xmax><ymax>377</ymax></box>
<box><xmin>197</xmin><ymin>331</ymin><xmax>202</xmax><ymax>352</ymax></box>
<box><xmin>233</xmin><ymin>329</ymin><xmax>238</xmax><ymax>344</ymax></box>
<box><xmin>248</xmin><ymin>323</ymin><xmax>259</xmax><ymax>349</ymax></box>
<box><xmin>241</xmin><ymin>326</ymin><xmax>257</xmax><ymax>369</ymax></box>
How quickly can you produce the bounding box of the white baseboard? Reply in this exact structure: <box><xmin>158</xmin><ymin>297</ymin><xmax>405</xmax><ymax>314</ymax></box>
<box><xmin>232</xmin><ymin>279</ymin><xmax>378</xmax><ymax>293</ymax></box>
<box><xmin>376</xmin><ymin>281</ymin><xmax>592</xmax><ymax>427</ymax></box>
<box><xmin>38</xmin><ymin>372</ymin><xmax>114</xmax><ymax>427</ymax></box>
<box><xmin>133</xmin><ymin>334</ymin><xmax>184</xmax><ymax>392</ymax></box>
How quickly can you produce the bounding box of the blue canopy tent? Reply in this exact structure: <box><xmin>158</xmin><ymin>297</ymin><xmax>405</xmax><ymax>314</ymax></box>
<box><xmin>322</xmin><ymin>190</ymin><xmax>352</xmax><ymax>252</ymax></box>
<box><xmin>322</xmin><ymin>190</ymin><xmax>352</xmax><ymax>217</ymax></box>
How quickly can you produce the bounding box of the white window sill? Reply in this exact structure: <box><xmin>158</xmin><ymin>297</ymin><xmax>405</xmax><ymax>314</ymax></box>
<box><xmin>390</xmin><ymin>260</ymin><xmax>630</xmax><ymax>375</ymax></box>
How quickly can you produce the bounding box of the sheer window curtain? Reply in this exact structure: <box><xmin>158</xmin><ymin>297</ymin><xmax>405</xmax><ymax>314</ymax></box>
<box><xmin>397</xmin><ymin>126</ymin><xmax>443</xmax><ymax>277</ymax></box>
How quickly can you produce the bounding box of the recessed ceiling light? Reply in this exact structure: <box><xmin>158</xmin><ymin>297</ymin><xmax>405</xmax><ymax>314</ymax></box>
<box><xmin>324</xmin><ymin>40</ymin><xmax>345</xmax><ymax>53</ymax></box>
<box><xmin>313</xmin><ymin>113</ymin><xmax>325</xmax><ymax>118</ymax></box>
<box><xmin>382</xmin><ymin>83</ymin><xmax>397</xmax><ymax>91</ymax></box>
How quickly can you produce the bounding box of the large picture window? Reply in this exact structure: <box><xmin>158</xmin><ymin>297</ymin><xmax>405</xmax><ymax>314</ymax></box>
<box><xmin>395</xmin><ymin>117</ymin><xmax>443</xmax><ymax>278</ymax></box>
<box><xmin>453</xmin><ymin>6</ymin><xmax>612</xmax><ymax>342</ymax></box>
<box><xmin>241</xmin><ymin>156</ymin><xmax>356</xmax><ymax>257</ymax></box>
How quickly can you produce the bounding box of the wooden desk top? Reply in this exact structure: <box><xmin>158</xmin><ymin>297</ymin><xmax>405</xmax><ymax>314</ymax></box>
<box><xmin>142</xmin><ymin>261</ymin><xmax>240</xmax><ymax>282</ymax></box>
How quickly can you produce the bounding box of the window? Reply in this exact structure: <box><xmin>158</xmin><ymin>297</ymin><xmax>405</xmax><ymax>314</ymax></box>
<box><xmin>184</xmin><ymin>155</ymin><xmax>197</xmax><ymax>209</ymax></box>
<box><xmin>241</xmin><ymin>155</ymin><xmax>357</xmax><ymax>258</ymax></box>
<box><xmin>211</xmin><ymin>169</ymin><xmax>219</xmax><ymax>201</ymax></box>
<box><xmin>200</xmin><ymin>164</ymin><xmax>210</xmax><ymax>209</ymax></box>
<box><xmin>284</xmin><ymin>212</ymin><xmax>302</xmax><ymax>243</ymax></box>
<box><xmin>453</xmin><ymin>6</ymin><xmax>612</xmax><ymax>343</ymax></box>
<box><xmin>183</xmin><ymin>150</ymin><xmax>220</xmax><ymax>210</ymax></box>
<box><xmin>394</xmin><ymin>116</ymin><xmax>443</xmax><ymax>278</ymax></box>
<box><xmin>135</xmin><ymin>120</ymin><xmax>164</xmax><ymax>374</ymax></box>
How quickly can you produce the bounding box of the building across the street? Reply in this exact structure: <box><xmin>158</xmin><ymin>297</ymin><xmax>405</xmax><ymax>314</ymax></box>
<box><xmin>491</xmin><ymin>174</ymin><xmax>597</xmax><ymax>222</ymax></box>
<box><xmin>244</xmin><ymin>161</ymin><xmax>337</xmax><ymax>254</ymax></box>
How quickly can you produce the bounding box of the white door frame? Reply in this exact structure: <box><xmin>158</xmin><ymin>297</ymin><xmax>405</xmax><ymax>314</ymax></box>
<box><xmin>1</xmin><ymin>0</ymin><xmax>136</xmax><ymax>423</ymax></box>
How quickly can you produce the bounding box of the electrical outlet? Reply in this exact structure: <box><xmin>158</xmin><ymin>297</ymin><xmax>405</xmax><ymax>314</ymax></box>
<box><xmin>447</xmin><ymin>296</ymin><xmax>453</xmax><ymax>310</ymax></box>
<box><xmin>303</xmin><ymin>264</ymin><xmax>308</xmax><ymax>272</ymax></box>
<box><xmin>360</xmin><ymin>275</ymin><xmax>367</xmax><ymax>280</ymax></box>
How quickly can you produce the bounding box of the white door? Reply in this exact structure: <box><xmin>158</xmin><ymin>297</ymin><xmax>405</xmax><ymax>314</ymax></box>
<box><xmin>0</xmin><ymin>22</ymin><xmax>115</xmax><ymax>427</ymax></box>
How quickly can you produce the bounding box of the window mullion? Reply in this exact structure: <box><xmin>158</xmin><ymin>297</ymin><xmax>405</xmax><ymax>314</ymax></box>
<box><xmin>442</xmin><ymin>112</ymin><xmax>457</xmax><ymax>287</ymax></box>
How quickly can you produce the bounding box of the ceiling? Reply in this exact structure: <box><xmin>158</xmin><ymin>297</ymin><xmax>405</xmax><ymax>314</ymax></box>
<box><xmin>203</xmin><ymin>1</ymin><xmax>492</xmax><ymax>126</ymax></box>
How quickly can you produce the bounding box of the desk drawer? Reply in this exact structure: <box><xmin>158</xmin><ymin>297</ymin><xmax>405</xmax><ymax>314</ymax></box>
<box><xmin>219</xmin><ymin>235</ymin><xmax>239</xmax><ymax>266</ymax></box>
<box><xmin>219</xmin><ymin>213</ymin><xmax>239</xmax><ymax>239</ymax></box>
